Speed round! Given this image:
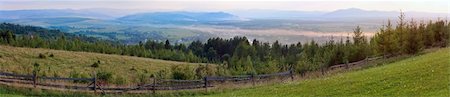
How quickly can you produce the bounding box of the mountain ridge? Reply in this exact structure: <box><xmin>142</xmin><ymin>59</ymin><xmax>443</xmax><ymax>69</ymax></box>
<box><xmin>117</xmin><ymin>11</ymin><xmax>243</xmax><ymax>24</ymax></box>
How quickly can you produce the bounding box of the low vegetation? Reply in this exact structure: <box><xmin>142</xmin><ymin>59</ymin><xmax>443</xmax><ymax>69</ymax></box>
<box><xmin>201</xmin><ymin>47</ymin><xmax>450</xmax><ymax>97</ymax></box>
<box><xmin>0</xmin><ymin>45</ymin><xmax>210</xmax><ymax>84</ymax></box>
<box><xmin>1</xmin><ymin>47</ymin><xmax>447</xmax><ymax>97</ymax></box>
<box><xmin>0</xmin><ymin>85</ymin><xmax>93</xmax><ymax>97</ymax></box>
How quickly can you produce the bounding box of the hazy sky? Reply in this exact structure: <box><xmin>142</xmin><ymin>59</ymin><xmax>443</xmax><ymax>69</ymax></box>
<box><xmin>0</xmin><ymin>0</ymin><xmax>448</xmax><ymax>13</ymax></box>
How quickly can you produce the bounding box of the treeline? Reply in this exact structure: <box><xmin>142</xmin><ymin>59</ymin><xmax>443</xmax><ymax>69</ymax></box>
<box><xmin>0</xmin><ymin>23</ymin><xmax>204</xmax><ymax>63</ymax></box>
<box><xmin>0</xmin><ymin>13</ymin><xmax>449</xmax><ymax>79</ymax></box>
<box><xmin>372</xmin><ymin>14</ymin><xmax>449</xmax><ymax>56</ymax></box>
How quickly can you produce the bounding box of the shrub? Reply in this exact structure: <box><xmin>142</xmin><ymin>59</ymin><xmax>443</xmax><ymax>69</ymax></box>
<box><xmin>155</xmin><ymin>69</ymin><xmax>171</xmax><ymax>79</ymax></box>
<box><xmin>91</xmin><ymin>62</ymin><xmax>99</xmax><ymax>68</ymax></box>
<box><xmin>171</xmin><ymin>65</ymin><xmax>195</xmax><ymax>80</ymax></box>
<box><xmin>97</xmin><ymin>71</ymin><xmax>113</xmax><ymax>82</ymax></box>
<box><xmin>91</xmin><ymin>60</ymin><xmax>101</xmax><ymax>68</ymax></box>
<box><xmin>195</xmin><ymin>64</ymin><xmax>216</xmax><ymax>79</ymax></box>
<box><xmin>38</xmin><ymin>53</ymin><xmax>46</xmax><ymax>59</ymax></box>
<box><xmin>33</xmin><ymin>63</ymin><xmax>41</xmax><ymax>73</ymax></box>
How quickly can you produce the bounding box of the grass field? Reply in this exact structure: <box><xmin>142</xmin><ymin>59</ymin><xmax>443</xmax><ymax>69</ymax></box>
<box><xmin>0</xmin><ymin>85</ymin><xmax>93</xmax><ymax>97</ymax></box>
<box><xmin>201</xmin><ymin>48</ymin><xmax>450</xmax><ymax>97</ymax></box>
<box><xmin>0</xmin><ymin>47</ymin><xmax>448</xmax><ymax>97</ymax></box>
<box><xmin>0</xmin><ymin>45</ymin><xmax>209</xmax><ymax>84</ymax></box>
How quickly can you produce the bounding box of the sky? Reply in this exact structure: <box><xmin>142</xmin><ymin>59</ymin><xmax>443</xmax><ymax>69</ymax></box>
<box><xmin>0</xmin><ymin>0</ymin><xmax>448</xmax><ymax>13</ymax></box>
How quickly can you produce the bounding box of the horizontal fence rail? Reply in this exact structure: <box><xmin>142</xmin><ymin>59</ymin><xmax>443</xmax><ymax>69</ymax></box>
<box><xmin>40</xmin><ymin>76</ymin><xmax>94</xmax><ymax>81</ymax></box>
<box><xmin>0</xmin><ymin>72</ymin><xmax>33</xmax><ymax>78</ymax></box>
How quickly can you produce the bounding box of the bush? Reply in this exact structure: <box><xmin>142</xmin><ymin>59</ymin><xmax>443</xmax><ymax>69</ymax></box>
<box><xmin>33</xmin><ymin>63</ymin><xmax>41</xmax><ymax>73</ymax></box>
<box><xmin>171</xmin><ymin>65</ymin><xmax>195</xmax><ymax>80</ymax></box>
<box><xmin>90</xmin><ymin>60</ymin><xmax>101</xmax><ymax>68</ymax></box>
<box><xmin>155</xmin><ymin>69</ymin><xmax>171</xmax><ymax>79</ymax></box>
<box><xmin>49</xmin><ymin>54</ymin><xmax>54</xmax><ymax>57</ymax></box>
<box><xmin>91</xmin><ymin>62</ymin><xmax>99</xmax><ymax>68</ymax></box>
<box><xmin>97</xmin><ymin>71</ymin><xmax>113</xmax><ymax>82</ymax></box>
<box><xmin>38</xmin><ymin>53</ymin><xmax>46</xmax><ymax>59</ymax></box>
<box><xmin>195</xmin><ymin>64</ymin><xmax>217</xmax><ymax>79</ymax></box>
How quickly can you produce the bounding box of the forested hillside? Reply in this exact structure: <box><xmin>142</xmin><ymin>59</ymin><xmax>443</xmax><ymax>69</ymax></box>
<box><xmin>0</xmin><ymin>13</ymin><xmax>449</xmax><ymax>77</ymax></box>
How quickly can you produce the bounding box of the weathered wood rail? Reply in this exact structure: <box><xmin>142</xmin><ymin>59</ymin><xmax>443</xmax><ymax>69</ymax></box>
<box><xmin>328</xmin><ymin>57</ymin><xmax>382</xmax><ymax>70</ymax></box>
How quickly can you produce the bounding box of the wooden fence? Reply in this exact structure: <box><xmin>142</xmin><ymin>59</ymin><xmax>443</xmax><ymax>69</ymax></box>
<box><xmin>328</xmin><ymin>57</ymin><xmax>382</xmax><ymax>70</ymax></box>
<box><xmin>0</xmin><ymin>57</ymin><xmax>380</xmax><ymax>94</ymax></box>
<box><xmin>0</xmin><ymin>69</ymin><xmax>294</xmax><ymax>94</ymax></box>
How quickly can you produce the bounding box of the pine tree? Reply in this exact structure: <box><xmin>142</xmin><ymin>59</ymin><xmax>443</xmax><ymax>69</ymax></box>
<box><xmin>164</xmin><ymin>40</ymin><xmax>171</xmax><ymax>49</ymax></box>
<box><xmin>352</xmin><ymin>26</ymin><xmax>368</xmax><ymax>60</ymax></box>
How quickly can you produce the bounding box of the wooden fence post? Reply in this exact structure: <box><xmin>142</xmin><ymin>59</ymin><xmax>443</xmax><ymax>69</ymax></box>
<box><xmin>152</xmin><ymin>77</ymin><xmax>156</xmax><ymax>94</ymax></box>
<box><xmin>321</xmin><ymin>68</ymin><xmax>324</xmax><ymax>76</ymax></box>
<box><xmin>365</xmin><ymin>57</ymin><xmax>369</xmax><ymax>64</ymax></box>
<box><xmin>290</xmin><ymin>69</ymin><xmax>294</xmax><ymax>81</ymax></box>
<box><xmin>345</xmin><ymin>63</ymin><xmax>349</xmax><ymax>69</ymax></box>
<box><xmin>93</xmin><ymin>71</ymin><xmax>97</xmax><ymax>93</ymax></box>
<box><xmin>301</xmin><ymin>71</ymin><xmax>305</xmax><ymax>78</ymax></box>
<box><xmin>204</xmin><ymin>77</ymin><xmax>208</xmax><ymax>93</ymax></box>
<box><xmin>32</xmin><ymin>71</ymin><xmax>37</xmax><ymax>88</ymax></box>
<box><xmin>251</xmin><ymin>74</ymin><xmax>255</xmax><ymax>86</ymax></box>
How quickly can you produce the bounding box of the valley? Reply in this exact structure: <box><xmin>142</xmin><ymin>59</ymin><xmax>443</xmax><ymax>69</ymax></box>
<box><xmin>3</xmin><ymin>8</ymin><xmax>445</xmax><ymax>44</ymax></box>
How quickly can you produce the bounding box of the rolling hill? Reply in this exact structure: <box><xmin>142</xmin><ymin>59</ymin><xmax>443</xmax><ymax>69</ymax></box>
<box><xmin>0</xmin><ymin>45</ymin><xmax>209</xmax><ymax>84</ymax></box>
<box><xmin>0</xmin><ymin>48</ymin><xmax>447</xmax><ymax>97</ymax></box>
<box><xmin>202</xmin><ymin>48</ymin><xmax>450</xmax><ymax>97</ymax></box>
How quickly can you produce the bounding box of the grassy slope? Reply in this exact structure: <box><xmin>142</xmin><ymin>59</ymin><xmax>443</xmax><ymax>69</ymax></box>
<box><xmin>203</xmin><ymin>48</ymin><xmax>450</xmax><ymax>97</ymax></box>
<box><xmin>0</xmin><ymin>45</ymin><xmax>207</xmax><ymax>83</ymax></box>
<box><xmin>0</xmin><ymin>85</ymin><xmax>93</xmax><ymax>97</ymax></box>
<box><xmin>0</xmin><ymin>47</ymin><xmax>448</xmax><ymax>97</ymax></box>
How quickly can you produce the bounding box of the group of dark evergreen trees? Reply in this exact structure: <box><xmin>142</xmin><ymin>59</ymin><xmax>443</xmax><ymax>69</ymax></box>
<box><xmin>0</xmin><ymin>13</ymin><xmax>449</xmax><ymax>77</ymax></box>
<box><xmin>372</xmin><ymin>13</ymin><xmax>449</xmax><ymax>56</ymax></box>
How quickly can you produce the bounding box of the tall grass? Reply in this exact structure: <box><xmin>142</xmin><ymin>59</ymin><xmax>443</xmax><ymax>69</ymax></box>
<box><xmin>0</xmin><ymin>45</ymin><xmax>209</xmax><ymax>84</ymax></box>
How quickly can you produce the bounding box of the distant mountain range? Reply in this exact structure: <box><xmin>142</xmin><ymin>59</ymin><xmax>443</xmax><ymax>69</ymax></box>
<box><xmin>0</xmin><ymin>8</ymin><xmax>447</xmax><ymax>24</ymax></box>
<box><xmin>230</xmin><ymin>8</ymin><xmax>448</xmax><ymax>19</ymax></box>
<box><xmin>117</xmin><ymin>11</ymin><xmax>243</xmax><ymax>24</ymax></box>
<box><xmin>0</xmin><ymin>9</ymin><xmax>113</xmax><ymax>19</ymax></box>
<box><xmin>324</xmin><ymin>8</ymin><xmax>448</xmax><ymax>18</ymax></box>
